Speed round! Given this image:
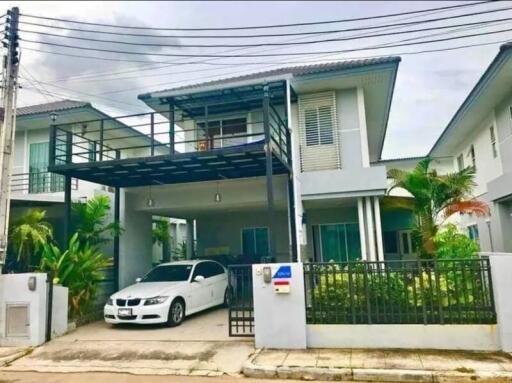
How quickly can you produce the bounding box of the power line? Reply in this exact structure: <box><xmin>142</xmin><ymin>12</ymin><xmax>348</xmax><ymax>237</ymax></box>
<box><xmin>17</xmin><ymin>3</ymin><xmax>506</xmax><ymax>39</ymax></box>
<box><xmin>19</xmin><ymin>1</ymin><xmax>489</xmax><ymax>31</ymax></box>
<box><xmin>20</xmin><ymin>26</ymin><xmax>512</xmax><ymax>58</ymax></box>
<box><xmin>18</xmin><ymin>4</ymin><xmax>472</xmax><ymax>84</ymax></box>
<box><xmin>19</xmin><ymin>15</ymin><xmax>512</xmax><ymax>49</ymax></box>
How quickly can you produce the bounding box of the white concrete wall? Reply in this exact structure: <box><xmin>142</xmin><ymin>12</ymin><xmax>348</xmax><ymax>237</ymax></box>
<box><xmin>488</xmin><ymin>253</ymin><xmax>512</xmax><ymax>352</ymax></box>
<box><xmin>252</xmin><ymin>263</ymin><xmax>307</xmax><ymax>349</ymax></box>
<box><xmin>0</xmin><ymin>274</ymin><xmax>67</xmax><ymax>347</ymax></box>
<box><xmin>119</xmin><ymin>190</ymin><xmax>154</xmax><ymax>289</ymax></box>
<box><xmin>307</xmin><ymin>324</ymin><xmax>499</xmax><ymax>351</ymax></box>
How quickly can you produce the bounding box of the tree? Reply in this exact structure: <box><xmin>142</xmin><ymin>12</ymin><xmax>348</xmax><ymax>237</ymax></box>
<box><xmin>9</xmin><ymin>209</ymin><xmax>53</xmax><ymax>271</ymax></box>
<box><xmin>152</xmin><ymin>219</ymin><xmax>170</xmax><ymax>247</ymax></box>
<box><xmin>73</xmin><ymin>195</ymin><xmax>122</xmax><ymax>247</ymax></box>
<box><xmin>386</xmin><ymin>158</ymin><xmax>488</xmax><ymax>258</ymax></box>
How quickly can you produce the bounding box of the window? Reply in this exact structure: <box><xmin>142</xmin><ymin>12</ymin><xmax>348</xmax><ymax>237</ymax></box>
<box><xmin>193</xmin><ymin>261</ymin><xmax>224</xmax><ymax>279</ymax></box>
<box><xmin>457</xmin><ymin>154</ymin><xmax>464</xmax><ymax>171</ymax></box>
<box><xmin>318</xmin><ymin>223</ymin><xmax>361</xmax><ymax>263</ymax></box>
<box><xmin>468</xmin><ymin>144</ymin><xmax>476</xmax><ymax>169</ymax></box>
<box><xmin>142</xmin><ymin>264</ymin><xmax>193</xmax><ymax>282</ymax></box>
<box><xmin>197</xmin><ymin>117</ymin><xmax>246</xmax><ymax>149</ymax></box>
<box><xmin>88</xmin><ymin>141</ymin><xmax>97</xmax><ymax>162</ymax></box>
<box><xmin>468</xmin><ymin>224</ymin><xmax>480</xmax><ymax>243</ymax></box>
<box><xmin>242</xmin><ymin>227</ymin><xmax>269</xmax><ymax>260</ymax></box>
<box><xmin>304</xmin><ymin>106</ymin><xmax>334</xmax><ymax>146</ymax></box>
<box><xmin>490</xmin><ymin>126</ymin><xmax>498</xmax><ymax>158</ymax></box>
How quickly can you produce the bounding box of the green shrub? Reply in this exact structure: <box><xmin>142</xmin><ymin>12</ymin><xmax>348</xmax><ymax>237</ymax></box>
<box><xmin>433</xmin><ymin>224</ymin><xmax>480</xmax><ymax>259</ymax></box>
<box><xmin>39</xmin><ymin>233</ymin><xmax>111</xmax><ymax>319</ymax></box>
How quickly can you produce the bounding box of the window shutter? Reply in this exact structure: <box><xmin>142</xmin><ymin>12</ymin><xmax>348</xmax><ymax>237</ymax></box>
<box><xmin>298</xmin><ymin>91</ymin><xmax>340</xmax><ymax>172</ymax></box>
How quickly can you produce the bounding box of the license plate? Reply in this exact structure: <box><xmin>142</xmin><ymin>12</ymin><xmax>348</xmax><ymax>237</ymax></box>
<box><xmin>118</xmin><ymin>308</ymin><xmax>132</xmax><ymax>316</ymax></box>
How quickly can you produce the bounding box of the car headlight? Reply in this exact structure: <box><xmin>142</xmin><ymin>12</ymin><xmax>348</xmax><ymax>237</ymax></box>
<box><xmin>144</xmin><ymin>296</ymin><xmax>168</xmax><ymax>306</ymax></box>
<box><xmin>106</xmin><ymin>298</ymin><xmax>113</xmax><ymax>306</ymax></box>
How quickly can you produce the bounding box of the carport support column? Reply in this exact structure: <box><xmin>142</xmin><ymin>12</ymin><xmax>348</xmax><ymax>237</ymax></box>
<box><xmin>186</xmin><ymin>219</ymin><xmax>194</xmax><ymax>259</ymax></box>
<box><xmin>263</xmin><ymin>84</ymin><xmax>277</xmax><ymax>260</ymax></box>
<box><xmin>285</xmin><ymin>81</ymin><xmax>298</xmax><ymax>262</ymax></box>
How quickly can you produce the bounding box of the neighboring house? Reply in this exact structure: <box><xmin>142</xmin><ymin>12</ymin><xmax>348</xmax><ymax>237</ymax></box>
<box><xmin>429</xmin><ymin>43</ymin><xmax>512</xmax><ymax>254</ymax></box>
<box><xmin>44</xmin><ymin>57</ymin><xmax>424</xmax><ymax>288</ymax></box>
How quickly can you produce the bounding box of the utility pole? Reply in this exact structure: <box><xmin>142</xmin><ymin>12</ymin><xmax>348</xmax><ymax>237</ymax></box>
<box><xmin>0</xmin><ymin>7</ymin><xmax>20</xmax><ymax>273</ymax></box>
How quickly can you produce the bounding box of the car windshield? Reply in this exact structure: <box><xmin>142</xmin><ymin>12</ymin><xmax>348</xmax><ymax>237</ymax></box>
<box><xmin>141</xmin><ymin>264</ymin><xmax>193</xmax><ymax>282</ymax></box>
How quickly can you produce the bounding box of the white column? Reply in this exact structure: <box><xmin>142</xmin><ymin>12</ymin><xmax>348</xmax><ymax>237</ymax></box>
<box><xmin>489</xmin><ymin>253</ymin><xmax>512</xmax><ymax>352</ymax></box>
<box><xmin>186</xmin><ymin>219</ymin><xmax>194</xmax><ymax>259</ymax></box>
<box><xmin>373</xmin><ymin>196</ymin><xmax>385</xmax><ymax>261</ymax></box>
<box><xmin>287</xmin><ymin>79</ymin><xmax>304</xmax><ymax>261</ymax></box>
<box><xmin>357</xmin><ymin>197</ymin><xmax>367</xmax><ymax>261</ymax></box>
<box><xmin>357</xmin><ymin>87</ymin><xmax>370</xmax><ymax>168</ymax></box>
<box><xmin>365</xmin><ymin>197</ymin><xmax>376</xmax><ymax>262</ymax></box>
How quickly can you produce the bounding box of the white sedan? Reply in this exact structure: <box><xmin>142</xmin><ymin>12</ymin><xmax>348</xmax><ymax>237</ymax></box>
<box><xmin>104</xmin><ymin>260</ymin><xmax>230</xmax><ymax>326</ymax></box>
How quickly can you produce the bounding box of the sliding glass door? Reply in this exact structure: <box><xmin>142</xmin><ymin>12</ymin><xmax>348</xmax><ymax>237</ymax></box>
<box><xmin>318</xmin><ymin>223</ymin><xmax>361</xmax><ymax>263</ymax></box>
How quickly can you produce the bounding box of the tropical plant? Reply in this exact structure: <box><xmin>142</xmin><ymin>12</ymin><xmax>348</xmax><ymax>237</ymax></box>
<box><xmin>9</xmin><ymin>209</ymin><xmax>53</xmax><ymax>271</ymax></box>
<box><xmin>152</xmin><ymin>220</ymin><xmax>170</xmax><ymax>246</ymax></box>
<box><xmin>433</xmin><ymin>224</ymin><xmax>480</xmax><ymax>260</ymax></box>
<box><xmin>73</xmin><ymin>195</ymin><xmax>122</xmax><ymax>247</ymax></box>
<box><xmin>386</xmin><ymin>158</ymin><xmax>489</xmax><ymax>258</ymax></box>
<box><xmin>172</xmin><ymin>241</ymin><xmax>188</xmax><ymax>261</ymax></box>
<box><xmin>39</xmin><ymin>233</ymin><xmax>111</xmax><ymax>318</ymax></box>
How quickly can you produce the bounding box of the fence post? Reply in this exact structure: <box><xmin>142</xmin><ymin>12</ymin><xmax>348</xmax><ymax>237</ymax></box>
<box><xmin>488</xmin><ymin>253</ymin><xmax>512</xmax><ymax>352</ymax></box>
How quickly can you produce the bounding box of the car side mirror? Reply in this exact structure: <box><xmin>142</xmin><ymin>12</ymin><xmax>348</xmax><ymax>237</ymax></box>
<box><xmin>193</xmin><ymin>275</ymin><xmax>205</xmax><ymax>283</ymax></box>
<box><xmin>135</xmin><ymin>277</ymin><xmax>142</xmax><ymax>283</ymax></box>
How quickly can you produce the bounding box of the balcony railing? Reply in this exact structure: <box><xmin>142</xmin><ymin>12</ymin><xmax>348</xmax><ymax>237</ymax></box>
<box><xmin>11</xmin><ymin>171</ymin><xmax>78</xmax><ymax>194</ymax></box>
<box><xmin>48</xmin><ymin>82</ymin><xmax>290</xmax><ymax>168</ymax></box>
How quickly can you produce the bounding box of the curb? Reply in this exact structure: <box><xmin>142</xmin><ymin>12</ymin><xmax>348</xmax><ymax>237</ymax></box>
<box><xmin>242</xmin><ymin>356</ymin><xmax>512</xmax><ymax>383</ymax></box>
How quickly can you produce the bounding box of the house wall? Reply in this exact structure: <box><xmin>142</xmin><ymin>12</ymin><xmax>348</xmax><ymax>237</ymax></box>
<box><xmin>296</xmin><ymin>88</ymin><xmax>387</xmax><ymax>199</ymax></box>
<box><xmin>196</xmin><ymin>210</ymin><xmax>290</xmax><ymax>263</ymax></box>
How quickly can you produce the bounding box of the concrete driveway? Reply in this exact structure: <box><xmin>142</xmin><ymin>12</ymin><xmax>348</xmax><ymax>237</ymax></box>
<box><xmin>1</xmin><ymin>308</ymin><xmax>255</xmax><ymax>377</ymax></box>
<box><xmin>62</xmin><ymin>307</ymin><xmax>241</xmax><ymax>342</ymax></box>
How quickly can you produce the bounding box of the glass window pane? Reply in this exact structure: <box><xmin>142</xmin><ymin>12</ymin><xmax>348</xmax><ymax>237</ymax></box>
<box><xmin>345</xmin><ymin>223</ymin><xmax>361</xmax><ymax>261</ymax></box>
<box><xmin>318</xmin><ymin>106</ymin><xmax>334</xmax><ymax>145</ymax></box>
<box><xmin>242</xmin><ymin>229</ymin><xmax>255</xmax><ymax>257</ymax></box>
<box><xmin>305</xmin><ymin>109</ymin><xmax>319</xmax><ymax>146</ymax></box>
<box><xmin>255</xmin><ymin>228</ymin><xmax>269</xmax><ymax>257</ymax></box>
<box><xmin>383</xmin><ymin>231</ymin><xmax>398</xmax><ymax>253</ymax></box>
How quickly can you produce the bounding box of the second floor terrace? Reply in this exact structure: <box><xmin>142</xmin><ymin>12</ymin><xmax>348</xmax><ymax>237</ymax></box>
<box><xmin>48</xmin><ymin>81</ymin><xmax>293</xmax><ymax>188</ymax></box>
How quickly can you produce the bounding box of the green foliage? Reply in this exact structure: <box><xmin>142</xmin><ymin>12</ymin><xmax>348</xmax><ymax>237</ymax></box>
<box><xmin>39</xmin><ymin>233</ymin><xmax>111</xmax><ymax>318</ymax></box>
<box><xmin>433</xmin><ymin>224</ymin><xmax>480</xmax><ymax>260</ymax></box>
<box><xmin>152</xmin><ymin>220</ymin><xmax>170</xmax><ymax>246</ymax></box>
<box><xmin>73</xmin><ymin>195</ymin><xmax>122</xmax><ymax>247</ymax></box>
<box><xmin>387</xmin><ymin>157</ymin><xmax>487</xmax><ymax>258</ymax></box>
<box><xmin>172</xmin><ymin>241</ymin><xmax>187</xmax><ymax>261</ymax></box>
<box><xmin>9</xmin><ymin>209</ymin><xmax>53</xmax><ymax>271</ymax></box>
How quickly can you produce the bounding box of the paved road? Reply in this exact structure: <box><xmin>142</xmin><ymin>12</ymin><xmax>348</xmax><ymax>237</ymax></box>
<box><xmin>0</xmin><ymin>371</ymin><xmax>311</xmax><ymax>383</ymax></box>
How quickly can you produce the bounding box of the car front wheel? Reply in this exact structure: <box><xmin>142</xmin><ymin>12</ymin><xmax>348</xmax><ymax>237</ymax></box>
<box><xmin>167</xmin><ymin>299</ymin><xmax>185</xmax><ymax>327</ymax></box>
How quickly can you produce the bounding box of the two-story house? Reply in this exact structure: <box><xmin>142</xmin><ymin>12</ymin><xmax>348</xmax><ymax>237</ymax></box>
<box><xmin>429</xmin><ymin>43</ymin><xmax>512</xmax><ymax>254</ymax></box>
<box><xmin>43</xmin><ymin>56</ymin><xmax>422</xmax><ymax>288</ymax></box>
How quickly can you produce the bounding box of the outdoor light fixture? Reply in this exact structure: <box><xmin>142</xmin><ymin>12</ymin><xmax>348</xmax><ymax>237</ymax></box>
<box><xmin>146</xmin><ymin>185</ymin><xmax>155</xmax><ymax>207</ymax></box>
<box><xmin>214</xmin><ymin>181</ymin><xmax>222</xmax><ymax>203</ymax></box>
<box><xmin>50</xmin><ymin>112</ymin><xmax>58</xmax><ymax>123</ymax></box>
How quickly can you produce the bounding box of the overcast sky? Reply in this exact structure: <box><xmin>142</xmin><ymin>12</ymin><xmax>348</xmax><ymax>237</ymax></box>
<box><xmin>4</xmin><ymin>1</ymin><xmax>511</xmax><ymax>159</ymax></box>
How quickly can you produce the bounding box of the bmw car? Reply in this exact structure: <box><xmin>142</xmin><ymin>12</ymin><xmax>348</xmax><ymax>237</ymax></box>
<box><xmin>104</xmin><ymin>260</ymin><xmax>230</xmax><ymax>326</ymax></box>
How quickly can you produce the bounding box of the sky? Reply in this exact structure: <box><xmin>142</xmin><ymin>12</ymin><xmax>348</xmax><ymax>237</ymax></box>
<box><xmin>3</xmin><ymin>1</ymin><xmax>511</xmax><ymax>159</ymax></box>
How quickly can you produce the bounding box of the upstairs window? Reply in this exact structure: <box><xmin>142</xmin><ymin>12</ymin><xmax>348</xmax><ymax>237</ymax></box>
<box><xmin>304</xmin><ymin>105</ymin><xmax>334</xmax><ymax>146</ymax></box>
<box><xmin>457</xmin><ymin>154</ymin><xmax>464</xmax><ymax>171</ymax></box>
<box><xmin>490</xmin><ymin>126</ymin><xmax>498</xmax><ymax>158</ymax></box>
<box><xmin>468</xmin><ymin>224</ymin><xmax>480</xmax><ymax>244</ymax></box>
<box><xmin>468</xmin><ymin>144</ymin><xmax>476</xmax><ymax>170</ymax></box>
<box><xmin>197</xmin><ymin>117</ymin><xmax>246</xmax><ymax>149</ymax></box>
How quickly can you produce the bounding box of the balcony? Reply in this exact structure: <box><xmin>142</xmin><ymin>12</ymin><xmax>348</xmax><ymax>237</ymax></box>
<box><xmin>48</xmin><ymin>81</ymin><xmax>292</xmax><ymax>188</ymax></box>
<box><xmin>10</xmin><ymin>171</ymin><xmax>78</xmax><ymax>195</ymax></box>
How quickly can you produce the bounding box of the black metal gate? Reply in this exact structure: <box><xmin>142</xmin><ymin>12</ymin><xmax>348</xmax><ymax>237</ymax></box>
<box><xmin>228</xmin><ymin>264</ymin><xmax>254</xmax><ymax>337</ymax></box>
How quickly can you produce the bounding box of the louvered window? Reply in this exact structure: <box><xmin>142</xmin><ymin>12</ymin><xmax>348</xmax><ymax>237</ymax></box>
<box><xmin>298</xmin><ymin>92</ymin><xmax>340</xmax><ymax>172</ymax></box>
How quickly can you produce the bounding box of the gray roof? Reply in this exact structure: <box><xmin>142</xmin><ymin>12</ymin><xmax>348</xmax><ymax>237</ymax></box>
<box><xmin>139</xmin><ymin>56</ymin><xmax>401</xmax><ymax>99</ymax></box>
<box><xmin>17</xmin><ymin>100</ymin><xmax>89</xmax><ymax>117</ymax></box>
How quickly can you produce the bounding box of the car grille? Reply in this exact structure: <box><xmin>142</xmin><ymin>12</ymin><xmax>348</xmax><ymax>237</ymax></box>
<box><xmin>117</xmin><ymin>315</ymin><xmax>137</xmax><ymax>320</ymax></box>
<box><xmin>116</xmin><ymin>299</ymin><xmax>141</xmax><ymax>307</ymax></box>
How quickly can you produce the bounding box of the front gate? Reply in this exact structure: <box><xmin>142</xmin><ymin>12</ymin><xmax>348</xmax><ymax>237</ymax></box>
<box><xmin>228</xmin><ymin>264</ymin><xmax>254</xmax><ymax>337</ymax></box>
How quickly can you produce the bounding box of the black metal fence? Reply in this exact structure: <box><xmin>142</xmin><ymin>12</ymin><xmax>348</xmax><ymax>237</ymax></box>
<box><xmin>228</xmin><ymin>264</ymin><xmax>254</xmax><ymax>337</ymax></box>
<box><xmin>304</xmin><ymin>258</ymin><xmax>496</xmax><ymax>325</ymax></box>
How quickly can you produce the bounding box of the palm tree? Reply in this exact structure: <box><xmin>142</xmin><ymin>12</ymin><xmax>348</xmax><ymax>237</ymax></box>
<box><xmin>10</xmin><ymin>209</ymin><xmax>53</xmax><ymax>270</ymax></box>
<box><xmin>73</xmin><ymin>195</ymin><xmax>122</xmax><ymax>247</ymax></box>
<box><xmin>386</xmin><ymin>158</ymin><xmax>489</xmax><ymax>258</ymax></box>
